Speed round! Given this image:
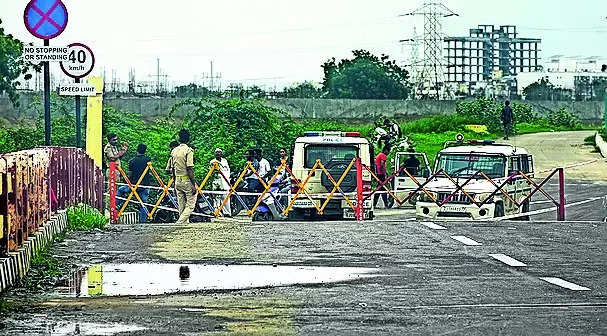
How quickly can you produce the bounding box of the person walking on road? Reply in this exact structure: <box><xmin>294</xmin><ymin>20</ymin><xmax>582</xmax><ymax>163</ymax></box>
<box><xmin>117</xmin><ymin>144</ymin><xmax>151</xmax><ymax>223</ymax></box>
<box><xmin>210</xmin><ymin>148</ymin><xmax>231</xmax><ymax>216</ymax></box>
<box><xmin>500</xmin><ymin>100</ymin><xmax>515</xmax><ymax>140</ymax></box>
<box><xmin>373</xmin><ymin>146</ymin><xmax>392</xmax><ymax>208</ymax></box>
<box><xmin>171</xmin><ymin>129</ymin><xmax>197</xmax><ymax>224</ymax></box>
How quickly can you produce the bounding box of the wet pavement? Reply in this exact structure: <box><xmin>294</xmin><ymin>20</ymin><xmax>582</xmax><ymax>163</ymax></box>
<box><xmin>56</xmin><ymin>263</ymin><xmax>379</xmax><ymax>297</ymax></box>
<box><xmin>2</xmin><ymin>194</ymin><xmax>606</xmax><ymax>335</ymax></box>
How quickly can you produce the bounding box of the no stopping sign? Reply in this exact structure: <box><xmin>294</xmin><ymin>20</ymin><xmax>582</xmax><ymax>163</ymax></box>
<box><xmin>60</xmin><ymin>43</ymin><xmax>95</xmax><ymax>79</ymax></box>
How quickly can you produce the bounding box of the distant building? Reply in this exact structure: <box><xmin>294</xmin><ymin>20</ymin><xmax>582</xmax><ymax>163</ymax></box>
<box><xmin>444</xmin><ymin>25</ymin><xmax>541</xmax><ymax>96</ymax></box>
<box><xmin>517</xmin><ymin>56</ymin><xmax>607</xmax><ymax>99</ymax></box>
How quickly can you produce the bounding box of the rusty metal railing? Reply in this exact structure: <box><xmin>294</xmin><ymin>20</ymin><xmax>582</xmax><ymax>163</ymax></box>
<box><xmin>0</xmin><ymin>147</ymin><xmax>104</xmax><ymax>256</ymax></box>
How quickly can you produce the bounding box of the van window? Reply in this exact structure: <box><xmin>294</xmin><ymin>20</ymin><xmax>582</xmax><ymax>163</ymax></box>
<box><xmin>520</xmin><ymin>155</ymin><xmax>533</xmax><ymax>173</ymax></box>
<box><xmin>436</xmin><ymin>154</ymin><xmax>506</xmax><ymax>178</ymax></box>
<box><xmin>509</xmin><ymin>156</ymin><xmax>520</xmax><ymax>175</ymax></box>
<box><xmin>304</xmin><ymin>145</ymin><xmax>358</xmax><ymax>168</ymax></box>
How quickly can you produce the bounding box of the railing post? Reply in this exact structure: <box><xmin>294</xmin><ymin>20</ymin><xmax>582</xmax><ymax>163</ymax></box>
<box><xmin>109</xmin><ymin>161</ymin><xmax>118</xmax><ymax>224</ymax></box>
<box><xmin>557</xmin><ymin>168</ymin><xmax>565</xmax><ymax>221</ymax></box>
<box><xmin>355</xmin><ymin>158</ymin><xmax>363</xmax><ymax>221</ymax></box>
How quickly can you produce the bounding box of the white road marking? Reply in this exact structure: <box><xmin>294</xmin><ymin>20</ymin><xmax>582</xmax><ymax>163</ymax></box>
<box><xmin>450</xmin><ymin>235</ymin><xmax>482</xmax><ymax>246</ymax></box>
<box><xmin>530</xmin><ymin>200</ymin><xmax>553</xmax><ymax>205</ymax></box>
<box><xmin>539</xmin><ymin>277</ymin><xmax>591</xmax><ymax>291</ymax></box>
<box><xmin>488</xmin><ymin>254</ymin><xmax>527</xmax><ymax>267</ymax></box>
<box><xmin>422</xmin><ymin>222</ymin><xmax>447</xmax><ymax>230</ymax></box>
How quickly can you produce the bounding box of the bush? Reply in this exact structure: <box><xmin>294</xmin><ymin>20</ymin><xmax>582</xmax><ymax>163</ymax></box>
<box><xmin>546</xmin><ymin>107</ymin><xmax>581</xmax><ymax>129</ymax></box>
<box><xmin>66</xmin><ymin>204</ymin><xmax>108</xmax><ymax>231</ymax></box>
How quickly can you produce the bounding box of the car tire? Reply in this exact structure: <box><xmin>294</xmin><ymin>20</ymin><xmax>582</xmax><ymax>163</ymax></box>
<box><xmin>520</xmin><ymin>200</ymin><xmax>530</xmax><ymax>221</ymax></box>
<box><xmin>494</xmin><ymin>202</ymin><xmax>505</xmax><ymax>218</ymax></box>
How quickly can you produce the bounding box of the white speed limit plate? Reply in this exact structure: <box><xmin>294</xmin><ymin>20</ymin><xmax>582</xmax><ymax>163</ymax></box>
<box><xmin>60</xmin><ymin>43</ymin><xmax>95</xmax><ymax>79</ymax></box>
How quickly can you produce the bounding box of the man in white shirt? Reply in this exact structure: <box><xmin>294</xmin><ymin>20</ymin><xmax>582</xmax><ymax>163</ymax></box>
<box><xmin>210</xmin><ymin>148</ymin><xmax>231</xmax><ymax>216</ymax></box>
<box><xmin>255</xmin><ymin>149</ymin><xmax>272</xmax><ymax>183</ymax></box>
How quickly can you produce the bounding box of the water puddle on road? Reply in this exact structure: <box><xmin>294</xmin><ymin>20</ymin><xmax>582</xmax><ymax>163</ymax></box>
<box><xmin>44</xmin><ymin>322</ymin><xmax>146</xmax><ymax>335</ymax></box>
<box><xmin>56</xmin><ymin>263</ymin><xmax>378</xmax><ymax>297</ymax></box>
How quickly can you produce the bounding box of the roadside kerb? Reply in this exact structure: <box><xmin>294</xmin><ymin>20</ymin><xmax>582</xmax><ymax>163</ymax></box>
<box><xmin>0</xmin><ymin>211</ymin><xmax>67</xmax><ymax>293</ymax></box>
<box><xmin>595</xmin><ymin>132</ymin><xmax>607</xmax><ymax>158</ymax></box>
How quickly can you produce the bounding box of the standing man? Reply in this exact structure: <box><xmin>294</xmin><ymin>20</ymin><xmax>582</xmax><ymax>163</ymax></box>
<box><xmin>117</xmin><ymin>144</ymin><xmax>151</xmax><ymax>223</ymax></box>
<box><xmin>104</xmin><ymin>133</ymin><xmax>128</xmax><ymax>168</ymax></box>
<box><xmin>256</xmin><ymin>149</ymin><xmax>272</xmax><ymax>182</ymax></box>
<box><xmin>171</xmin><ymin>129</ymin><xmax>197</xmax><ymax>224</ymax></box>
<box><xmin>244</xmin><ymin>149</ymin><xmax>261</xmax><ymax>193</ymax></box>
<box><xmin>210</xmin><ymin>148</ymin><xmax>231</xmax><ymax>216</ymax></box>
<box><xmin>384</xmin><ymin>119</ymin><xmax>402</xmax><ymax>145</ymax></box>
<box><xmin>373</xmin><ymin>146</ymin><xmax>392</xmax><ymax>208</ymax></box>
<box><xmin>500</xmin><ymin>100</ymin><xmax>515</xmax><ymax>140</ymax></box>
<box><xmin>273</xmin><ymin>147</ymin><xmax>289</xmax><ymax>181</ymax></box>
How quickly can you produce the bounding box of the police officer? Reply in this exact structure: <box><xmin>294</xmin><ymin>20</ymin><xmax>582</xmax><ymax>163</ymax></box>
<box><xmin>170</xmin><ymin>129</ymin><xmax>197</xmax><ymax>224</ymax></box>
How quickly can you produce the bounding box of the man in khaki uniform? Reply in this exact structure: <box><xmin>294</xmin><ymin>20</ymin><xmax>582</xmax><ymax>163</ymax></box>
<box><xmin>104</xmin><ymin>133</ymin><xmax>128</xmax><ymax>168</ymax></box>
<box><xmin>170</xmin><ymin>129</ymin><xmax>197</xmax><ymax>224</ymax></box>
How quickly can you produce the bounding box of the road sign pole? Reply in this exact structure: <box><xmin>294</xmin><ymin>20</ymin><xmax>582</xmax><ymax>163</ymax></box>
<box><xmin>75</xmin><ymin>77</ymin><xmax>82</xmax><ymax>148</ymax></box>
<box><xmin>43</xmin><ymin>39</ymin><xmax>51</xmax><ymax>146</ymax></box>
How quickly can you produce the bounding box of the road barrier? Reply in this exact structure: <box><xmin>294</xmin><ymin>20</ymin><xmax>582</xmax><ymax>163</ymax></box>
<box><xmin>361</xmin><ymin>162</ymin><xmax>566</xmax><ymax>221</ymax></box>
<box><xmin>108</xmin><ymin>156</ymin><xmax>569</xmax><ymax>223</ymax></box>
<box><xmin>0</xmin><ymin>147</ymin><xmax>104</xmax><ymax>256</ymax></box>
<box><xmin>108</xmin><ymin>158</ymin><xmax>363</xmax><ymax>223</ymax></box>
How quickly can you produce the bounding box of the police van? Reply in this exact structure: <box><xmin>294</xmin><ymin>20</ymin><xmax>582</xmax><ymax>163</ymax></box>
<box><xmin>289</xmin><ymin>131</ymin><xmax>373</xmax><ymax>220</ymax></box>
<box><xmin>416</xmin><ymin>138</ymin><xmax>534</xmax><ymax>220</ymax></box>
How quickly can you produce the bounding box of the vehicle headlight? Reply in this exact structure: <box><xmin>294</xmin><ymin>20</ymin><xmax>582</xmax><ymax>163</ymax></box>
<box><xmin>475</xmin><ymin>193</ymin><xmax>493</xmax><ymax>203</ymax></box>
<box><xmin>419</xmin><ymin>192</ymin><xmax>436</xmax><ymax>202</ymax></box>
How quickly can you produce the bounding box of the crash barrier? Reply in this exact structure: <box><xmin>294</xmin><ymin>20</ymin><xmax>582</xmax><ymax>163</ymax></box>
<box><xmin>107</xmin><ymin>157</ymin><xmax>368</xmax><ymax>223</ymax></box>
<box><xmin>360</xmin><ymin>162</ymin><xmax>566</xmax><ymax>221</ymax></box>
<box><xmin>0</xmin><ymin>147</ymin><xmax>104</xmax><ymax>256</ymax></box>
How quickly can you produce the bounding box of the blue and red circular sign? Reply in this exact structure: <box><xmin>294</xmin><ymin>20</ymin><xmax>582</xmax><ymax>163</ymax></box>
<box><xmin>23</xmin><ymin>0</ymin><xmax>68</xmax><ymax>40</ymax></box>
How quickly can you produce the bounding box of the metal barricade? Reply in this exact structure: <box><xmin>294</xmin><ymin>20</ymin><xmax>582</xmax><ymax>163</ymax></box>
<box><xmin>108</xmin><ymin>158</ymin><xmax>362</xmax><ymax>222</ymax></box>
<box><xmin>0</xmin><ymin>147</ymin><xmax>104</xmax><ymax>256</ymax></box>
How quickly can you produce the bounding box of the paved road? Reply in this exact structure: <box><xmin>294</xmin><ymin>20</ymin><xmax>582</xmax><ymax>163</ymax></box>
<box><xmin>504</xmin><ymin>130</ymin><xmax>607</xmax><ymax>181</ymax></box>
<box><xmin>2</xmin><ymin>217</ymin><xmax>605</xmax><ymax>335</ymax></box>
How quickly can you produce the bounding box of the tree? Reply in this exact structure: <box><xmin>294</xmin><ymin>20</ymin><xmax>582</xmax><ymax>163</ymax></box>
<box><xmin>174</xmin><ymin>83</ymin><xmax>212</xmax><ymax>98</ymax></box>
<box><xmin>280</xmin><ymin>81</ymin><xmax>322</xmax><ymax>98</ymax></box>
<box><xmin>0</xmin><ymin>19</ymin><xmax>33</xmax><ymax>107</ymax></box>
<box><xmin>321</xmin><ymin>50</ymin><xmax>410</xmax><ymax>100</ymax></box>
<box><xmin>523</xmin><ymin>78</ymin><xmax>572</xmax><ymax>101</ymax></box>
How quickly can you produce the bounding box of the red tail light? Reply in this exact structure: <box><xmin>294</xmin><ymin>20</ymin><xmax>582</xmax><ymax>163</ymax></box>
<box><xmin>344</xmin><ymin>132</ymin><xmax>360</xmax><ymax>137</ymax></box>
<box><xmin>291</xmin><ymin>179</ymin><xmax>300</xmax><ymax>193</ymax></box>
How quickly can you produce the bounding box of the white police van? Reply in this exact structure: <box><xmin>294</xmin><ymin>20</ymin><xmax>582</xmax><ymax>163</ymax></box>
<box><xmin>416</xmin><ymin>138</ymin><xmax>534</xmax><ymax>220</ymax></box>
<box><xmin>289</xmin><ymin>131</ymin><xmax>373</xmax><ymax>220</ymax></box>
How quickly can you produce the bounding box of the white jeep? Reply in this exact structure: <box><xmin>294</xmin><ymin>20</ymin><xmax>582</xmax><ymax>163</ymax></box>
<box><xmin>416</xmin><ymin>140</ymin><xmax>534</xmax><ymax>220</ymax></box>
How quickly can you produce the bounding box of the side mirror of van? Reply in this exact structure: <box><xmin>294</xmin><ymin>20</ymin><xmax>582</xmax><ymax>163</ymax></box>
<box><xmin>423</xmin><ymin>169</ymin><xmax>430</xmax><ymax>178</ymax></box>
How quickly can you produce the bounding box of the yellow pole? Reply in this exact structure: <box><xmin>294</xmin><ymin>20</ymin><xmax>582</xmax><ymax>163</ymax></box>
<box><xmin>86</xmin><ymin>76</ymin><xmax>104</xmax><ymax>167</ymax></box>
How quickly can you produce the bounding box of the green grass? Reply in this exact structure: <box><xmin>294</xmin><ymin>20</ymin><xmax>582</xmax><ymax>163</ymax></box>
<box><xmin>66</xmin><ymin>203</ymin><xmax>108</xmax><ymax>231</ymax></box>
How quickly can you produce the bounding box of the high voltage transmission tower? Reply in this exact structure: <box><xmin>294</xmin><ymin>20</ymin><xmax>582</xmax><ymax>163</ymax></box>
<box><xmin>400</xmin><ymin>26</ymin><xmax>422</xmax><ymax>96</ymax></box>
<box><xmin>401</xmin><ymin>1</ymin><xmax>458</xmax><ymax>99</ymax></box>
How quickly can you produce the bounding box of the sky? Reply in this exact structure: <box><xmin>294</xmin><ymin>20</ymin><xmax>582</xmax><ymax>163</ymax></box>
<box><xmin>1</xmin><ymin>0</ymin><xmax>606</xmax><ymax>90</ymax></box>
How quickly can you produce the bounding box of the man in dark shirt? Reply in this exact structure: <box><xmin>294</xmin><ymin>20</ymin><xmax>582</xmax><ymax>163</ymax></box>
<box><xmin>402</xmin><ymin>148</ymin><xmax>421</xmax><ymax>177</ymax></box>
<box><xmin>500</xmin><ymin>100</ymin><xmax>514</xmax><ymax>140</ymax></box>
<box><xmin>117</xmin><ymin>143</ymin><xmax>152</xmax><ymax>222</ymax></box>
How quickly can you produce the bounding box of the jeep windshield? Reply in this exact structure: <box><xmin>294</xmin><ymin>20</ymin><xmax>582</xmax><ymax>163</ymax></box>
<box><xmin>305</xmin><ymin>145</ymin><xmax>358</xmax><ymax>168</ymax></box>
<box><xmin>436</xmin><ymin>154</ymin><xmax>506</xmax><ymax>179</ymax></box>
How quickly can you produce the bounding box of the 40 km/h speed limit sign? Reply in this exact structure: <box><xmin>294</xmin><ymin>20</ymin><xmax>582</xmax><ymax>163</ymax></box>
<box><xmin>60</xmin><ymin>43</ymin><xmax>95</xmax><ymax>79</ymax></box>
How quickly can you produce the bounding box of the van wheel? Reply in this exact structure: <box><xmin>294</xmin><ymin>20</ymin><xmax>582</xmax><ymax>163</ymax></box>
<box><xmin>494</xmin><ymin>202</ymin><xmax>505</xmax><ymax>218</ymax></box>
<box><xmin>385</xmin><ymin>197</ymin><xmax>395</xmax><ymax>209</ymax></box>
<box><xmin>520</xmin><ymin>200</ymin><xmax>530</xmax><ymax>221</ymax></box>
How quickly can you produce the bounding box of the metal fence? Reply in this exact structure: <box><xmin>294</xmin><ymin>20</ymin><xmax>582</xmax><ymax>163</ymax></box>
<box><xmin>0</xmin><ymin>147</ymin><xmax>104</xmax><ymax>256</ymax></box>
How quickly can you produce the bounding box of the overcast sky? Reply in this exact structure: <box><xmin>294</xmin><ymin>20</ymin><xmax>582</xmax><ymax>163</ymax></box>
<box><xmin>2</xmin><ymin>0</ymin><xmax>606</xmax><ymax>89</ymax></box>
